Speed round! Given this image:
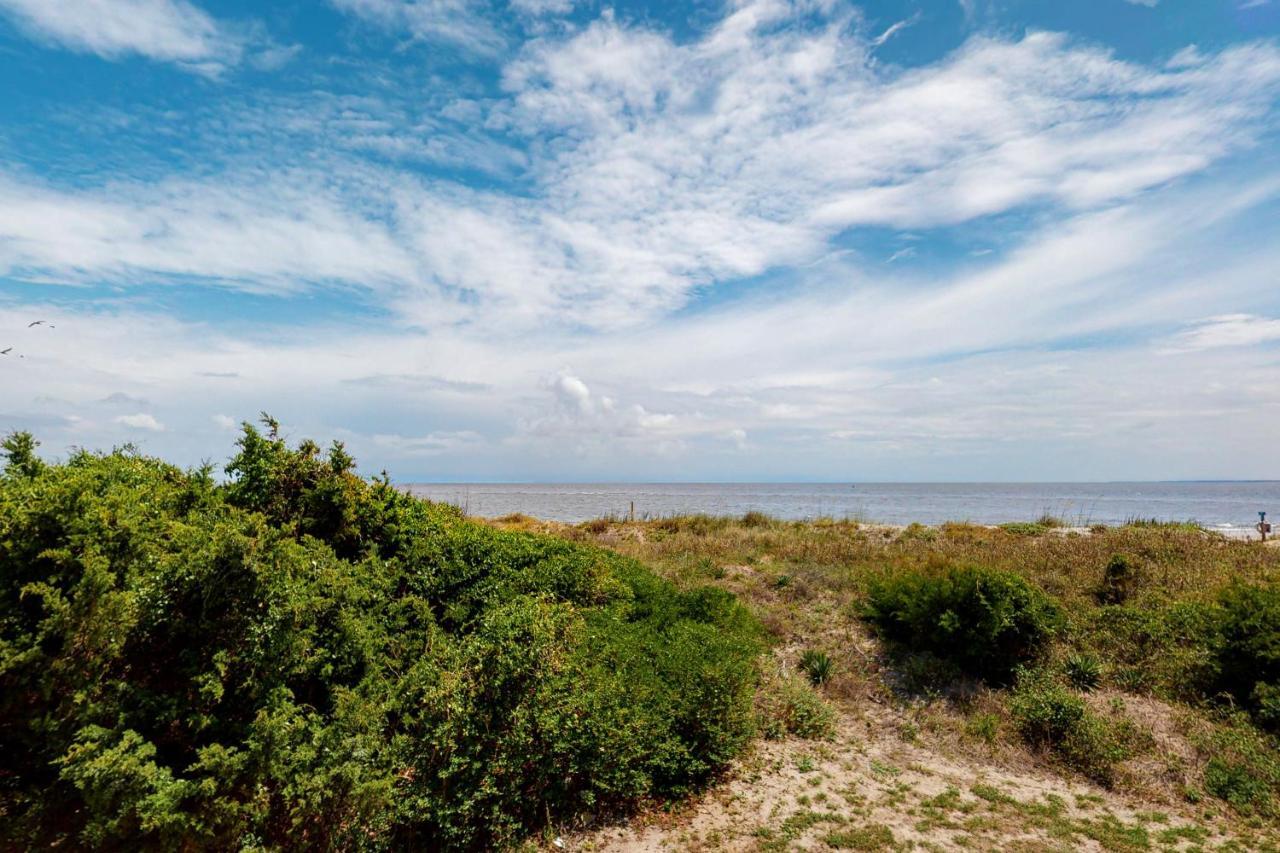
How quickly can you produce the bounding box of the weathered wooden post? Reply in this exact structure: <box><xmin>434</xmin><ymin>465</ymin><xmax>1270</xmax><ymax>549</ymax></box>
<box><xmin>630</xmin><ymin>501</ymin><xmax>635</xmax><ymax>522</ymax></box>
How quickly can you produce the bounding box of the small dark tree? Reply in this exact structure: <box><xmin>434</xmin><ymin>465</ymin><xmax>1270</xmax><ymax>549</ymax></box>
<box><xmin>1096</xmin><ymin>554</ymin><xmax>1139</xmax><ymax>605</ymax></box>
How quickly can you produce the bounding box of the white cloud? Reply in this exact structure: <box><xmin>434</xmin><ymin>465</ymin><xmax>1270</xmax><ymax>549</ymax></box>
<box><xmin>4</xmin><ymin>169</ymin><xmax>1280</xmax><ymax>481</ymax></box>
<box><xmin>115</xmin><ymin>413</ymin><xmax>165</xmax><ymax>431</ymax></box>
<box><xmin>0</xmin><ymin>173</ymin><xmax>418</xmax><ymax>294</ymax></box>
<box><xmin>870</xmin><ymin>13</ymin><xmax>920</xmax><ymax>48</ymax></box>
<box><xmin>212</xmin><ymin>414</ymin><xmax>237</xmax><ymax>430</ymax></box>
<box><xmin>2</xmin><ymin>7</ymin><xmax>1279</xmax><ymax>334</ymax></box>
<box><xmin>0</xmin><ymin>0</ymin><xmax>241</xmax><ymax>73</ymax></box>
<box><xmin>509</xmin><ymin>0</ymin><xmax>575</xmax><ymax>14</ymax></box>
<box><xmin>370</xmin><ymin>430</ymin><xmax>484</xmax><ymax>456</ymax></box>
<box><xmin>1165</xmin><ymin>314</ymin><xmax>1280</xmax><ymax>352</ymax></box>
<box><xmin>329</xmin><ymin>0</ymin><xmax>504</xmax><ymax>54</ymax></box>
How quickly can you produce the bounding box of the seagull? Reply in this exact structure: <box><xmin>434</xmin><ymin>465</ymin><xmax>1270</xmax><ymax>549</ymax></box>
<box><xmin>27</xmin><ymin>320</ymin><xmax>53</xmax><ymax>328</ymax></box>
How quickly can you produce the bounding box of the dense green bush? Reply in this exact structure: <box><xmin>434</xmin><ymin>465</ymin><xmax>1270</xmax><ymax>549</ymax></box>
<box><xmin>0</xmin><ymin>421</ymin><xmax>761</xmax><ymax>850</ymax></box>
<box><xmin>1214</xmin><ymin>583</ymin><xmax>1280</xmax><ymax>729</ymax></box>
<box><xmin>862</xmin><ymin>564</ymin><xmax>1064</xmax><ymax>683</ymax></box>
<box><xmin>1199</xmin><ymin>719</ymin><xmax>1280</xmax><ymax>816</ymax></box>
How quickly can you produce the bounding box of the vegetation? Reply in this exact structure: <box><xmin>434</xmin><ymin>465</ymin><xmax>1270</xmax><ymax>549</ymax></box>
<box><xmin>536</xmin><ymin>511</ymin><xmax>1280</xmax><ymax>846</ymax></box>
<box><xmin>798</xmin><ymin>649</ymin><xmax>834</xmax><ymax>686</ymax></box>
<box><xmin>1096</xmin><ymin>553</ymin><xmax>1139</xmax><ymax>604</ymax></box>
<box><xmin>862</xmin><ymin>564</ymin><xmax>1064</xmax><ymax>684</ymax></box>
<box><xmin>0</xmin><ymin>421</ymin><xmax>761</xmax><ymax>850</ymax></box>
<box><xmin>9</xmin><ymin>425</ymin><xmax>1280</xmax><ymax>851</ymax></box>
<box><xmin>1214</xmin><ymin>583</ymin><xmax>1280</xmax><ymax>729</ymax></box>
<box><xmin>1009</xmin><ymin>668</ymin><xmax>1130</xmax><ymax>785</ymax></box>
<box><xmin>1063</xmin><ymin>652</ymin><xmax>1104</xmax><ymax>692</ymax></box>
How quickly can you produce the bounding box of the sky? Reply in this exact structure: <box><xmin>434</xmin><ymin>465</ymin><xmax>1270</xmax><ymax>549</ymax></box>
<box><xmin>1</xmin><ymin>0</ymin><xmax>1279</xmax><ymax>483</ymax></box>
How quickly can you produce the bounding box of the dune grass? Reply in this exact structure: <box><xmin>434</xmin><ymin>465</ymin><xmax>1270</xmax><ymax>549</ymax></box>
<box><xmin>505</xmin><ymin>511</ymin><xmax>1280</xmax><ymax>833</ymax></box>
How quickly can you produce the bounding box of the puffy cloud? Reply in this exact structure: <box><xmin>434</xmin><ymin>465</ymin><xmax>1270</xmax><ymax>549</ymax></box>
<box><xmin>115</xmin><ymin>413</ymin><xmax>165</xmax><ymax>431</ymax></box>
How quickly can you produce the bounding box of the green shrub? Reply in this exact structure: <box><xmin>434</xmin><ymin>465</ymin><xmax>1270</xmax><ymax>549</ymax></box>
<box><xmin>0</xmin><ymin>422</ymin><xmax>761</xmax><ymax>850</ymax></box>
<box><xmin>965</xmin><ymin>712</ymin><xmax>1000</xmax><ymax>745</ymax></box>
<box><xmin>1079</xmin><ymin>603</ymin><xmax>1219</xmax><ymax>700</ymax></box>
<box><xmin>1063</xmin><ymin>652</ymin><xmax>1104</xmax><ymax>692</ymax></box>
<box><xmin>1009</xmin><ymin>670</ymin><xmax>1128</xmax><ymax>786</ymax></box>
<box><xmin>1214</xmin><ymin>583</ymin><xmax>1280</xmax><ymax>729</ymax></box>
<box><xmin>799</xmin><ymin>649</ymin><xmax>834</xmax><ymax>686</ymax></box>
<box><xmin>898</xmin><ymin>522</ymin><xmax>937</xmax><ymax>542</ymax></box>
<box><xmin>1198</xmin><ymin>718</ymin><xmax>1280</xmax><ymax>816</ymax></box>
<box><xmin>998</xmin><ymin>522</ymin><xmax>1050</xmax><ymax>537</ymax></box>
<box><xmin>758</xmin><ymin>673</ymin><xmax>836</xmax><ymax>740</ymax></box>
<box><xmin>862</xmin><ymin>565</ymin><xmax>1063</xmax><ymax>683</ymax></box>
<box><xmin>1206</xmin><ymin>759</ymin><xmax>1272</xmax><ymax>814</ymax></box>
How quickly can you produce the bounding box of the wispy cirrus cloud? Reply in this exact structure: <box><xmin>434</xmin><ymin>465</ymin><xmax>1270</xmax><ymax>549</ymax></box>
<box><xmin>1165</xmin><ymin>314</ymin><xmax>1280</xmax><ymax>352</ymax></box>
<box><xmin>0</xmin><ymin>172</ymin><xmax>418</xmax><ymax>293</ymax></box>
<box><xmin>330</xmin><ymin>0</ymin><xmax>506</xmax><ymax>55</ymax></box>
<box><xmin>3</xmin><ymin>2</ymin><xmax>1279</xmax><ymax>331</ymax></box>
<box><xmin>0</xmin><ymin>0</ymin><xmax>241</xmax><ymax>73</ymax></box>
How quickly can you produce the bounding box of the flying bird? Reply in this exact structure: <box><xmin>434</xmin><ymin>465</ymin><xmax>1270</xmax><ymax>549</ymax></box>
<box><xmin>1</xmin><ymin>347</ymin><xmax>11</xmax><ymax>355</ymax></box>
<box><xmin>27</xmin><ymin>320</ymin><xmax>53</xmax><ymax>328</ymax></box>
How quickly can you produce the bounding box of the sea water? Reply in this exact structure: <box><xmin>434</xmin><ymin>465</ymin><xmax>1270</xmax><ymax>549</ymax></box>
<box><xmin>404</xmin><ymin>481</ymin><xmax>1280</xmax><ymax>532</ymax></box>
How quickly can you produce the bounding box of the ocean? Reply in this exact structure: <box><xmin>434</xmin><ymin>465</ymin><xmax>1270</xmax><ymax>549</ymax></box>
<box><xmin>403</xmin><ymin>481</ymin><xmax>1280</xmax><ymax>533</ymax></box>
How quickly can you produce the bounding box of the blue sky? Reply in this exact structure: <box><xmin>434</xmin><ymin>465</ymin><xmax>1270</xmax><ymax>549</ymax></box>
<box><xmin>1</xmin><ymin>0</ymin><xmax>1279</xmax><ymax>482</ymax></box>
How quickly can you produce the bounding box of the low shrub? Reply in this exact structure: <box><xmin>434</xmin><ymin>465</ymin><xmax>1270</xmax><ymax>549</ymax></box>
<box><xmin>1197</xmin><ymin>718</ymin><xmax>1280</xmax><ymax>816</ymax></box>
<box><xmin>965</xmin><ymin>712</ymin><xmax>1000</xmax><ymax>745</ymax></box>
<box><xmin>999</xmin><ymin>522</ymin><xmax>1050</xmax><ymax>537</ymax></box>
<box><xmin>1214</xmin><ymin>583</ymin><xmax>1280</xmax><ymax>729</ymax></box>
<box><xmin>1009</xmin><ymin>670</ymin><xmax>1128</xmax><ymax>786</ymax></box>
<box><xmin>898</xmin><ymin>522</ymin><xmax>937</xmax><ymax>542</ymax></box>
<box><xmin>1078</xmin><ymin>603</ymin><xmax>1219</xmax><ymax>701</ymax></box>
<box><xmin>0</xmin><ymin>421</ymin><xmax>762</xmax><ymax>851</ymax></box>
<box><xmin>862</xmin><ymin>565</ymin><xmax>1064</xmax><ymax>684</ymax></box>
<box><xmin>758</xmin><ymin>672</ymin><xmax>836</xmax><ymax>740</ymax></box>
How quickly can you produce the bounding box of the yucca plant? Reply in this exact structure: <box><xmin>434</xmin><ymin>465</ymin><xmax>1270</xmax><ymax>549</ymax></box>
<box><xmin>800</xmin><ymin>649</ymin><xmax>835</xmax><ymax>686</ymax></box>
<box><xmin>1064</xmin><ymin>652</ymin><xmax>1104</xmax><ymax>692</ymax></box>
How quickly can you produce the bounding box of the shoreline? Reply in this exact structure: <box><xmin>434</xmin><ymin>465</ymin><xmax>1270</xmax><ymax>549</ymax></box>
<box><xmin>451</xmin><ymin>503</ymin><xmax>1273</xmax><ymax>542</ymax></box>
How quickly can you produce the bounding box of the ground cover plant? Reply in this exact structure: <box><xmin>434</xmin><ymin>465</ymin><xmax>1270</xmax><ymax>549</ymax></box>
<box><xmin>0</xmin><ymin>421</ymin><xmax>761</xmax><ymax>851</ymax></box>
